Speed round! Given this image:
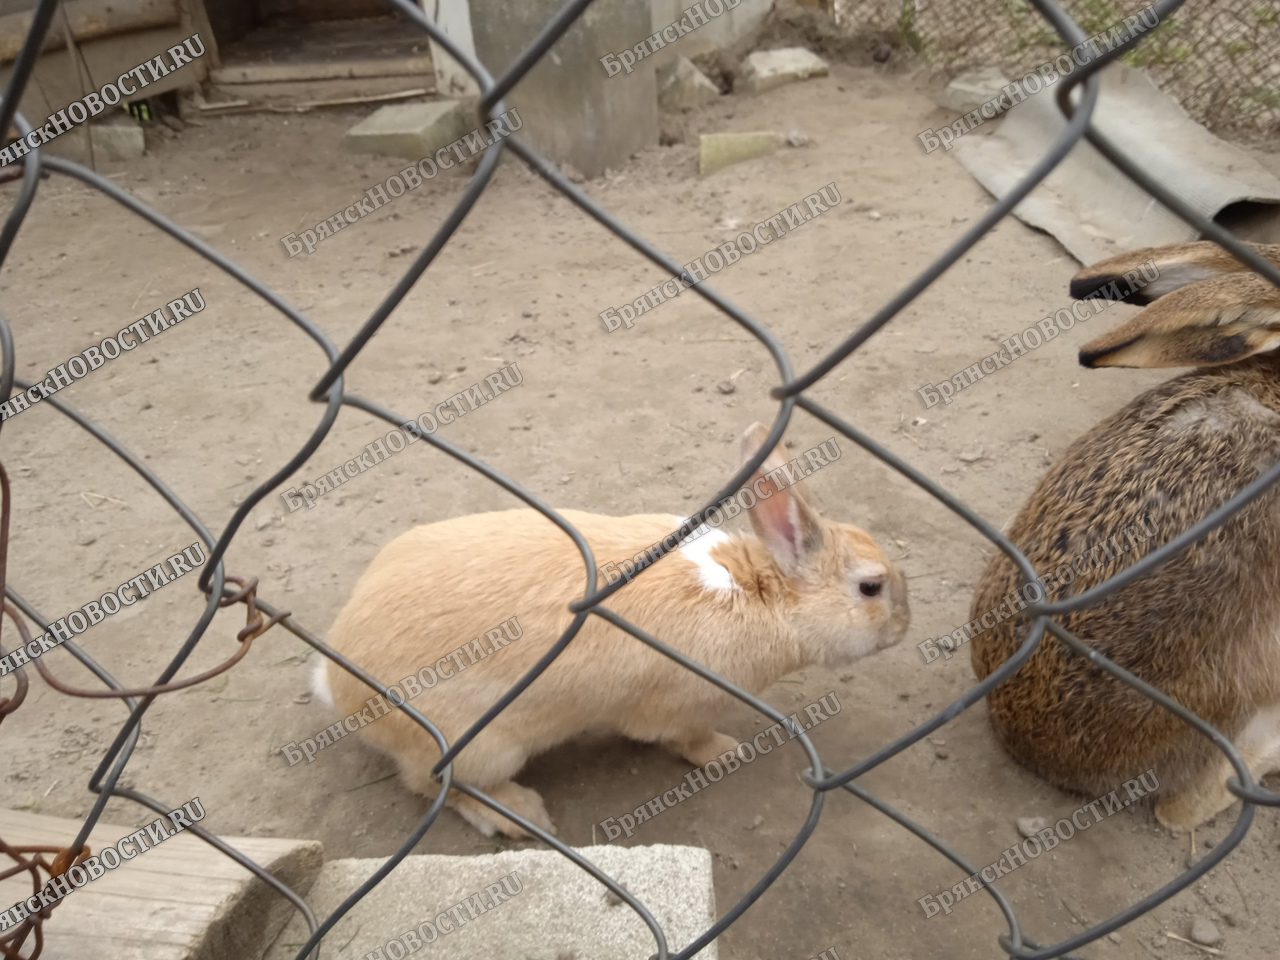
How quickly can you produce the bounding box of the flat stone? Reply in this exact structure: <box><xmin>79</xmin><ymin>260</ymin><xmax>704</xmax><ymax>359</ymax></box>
<box><xmin>699</xmin><ymin>130</ymin><xmax>780</xmax><ymax>176</ymax></box>
<box><xmin>265</xmin><ymin>844</ymin><xmax>715</xmax><ymax>960</ymax></box>
<box><xmin>344</xmin><ymin>100</ymin><xmax>471</xmax><ymax>160</ymax></box>
<box><xmin>939</xmin><ymin>66</ymin><xmax>1012</xmax><ymax>115</ymax></box>
<box><xmin>658</xmin><ymin>56</ymin><xmax>720</xmax><ymax>110</ymax></box>
<box><xmin>1190</xmin><ymin>916</ymin><xmax>1222</xmax><ymax>947</ymax></box>
<box><xmin>738</xmin><ymin>47</ymin><xmax>829</xmax><ymax>95</ymax></box>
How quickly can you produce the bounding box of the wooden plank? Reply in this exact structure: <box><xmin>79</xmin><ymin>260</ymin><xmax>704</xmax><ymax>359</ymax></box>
<box><xmin>0</xmin><ymin>807</ymin><xmax>322</xmax><ymax>960</ymax></box>
<box><xmin>0</xmin><ymin>0</ymin><xmax>179</xmax><ymax>66</ymax></box>
<box><xmin>206</xmin><ymin>73</ymin><xmax>437</xmax><ymax>105</ymax></box>
<box><xmin>0</xmin><ymin>26</ymin><xmax>209</xmax><ymax>126</ymax></box>
<box><xmin>209</xmin><ymin>55</ymin><xmax>434</xmax><ymax>85</ymax></box>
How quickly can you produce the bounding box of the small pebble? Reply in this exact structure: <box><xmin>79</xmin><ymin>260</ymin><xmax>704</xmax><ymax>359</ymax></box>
<box><xmin>716</xmin><ymin>380</ymin><xmax>736</xmax><ymax>394</ymax></box>
<box><xmin>427</xmin><ymin>371</ymin><xmax>443</xmax><ymax>384</ymax></box>
<box><xmin>1016</xmin><ymin>816</ymin><xmax>1047</xmax><ymax>838</ymax></box>
<box><xmin>785</xmin><ymin>130</ymin><xmax>810</xmax><ymax>148</ymax></box>
<box><xmin>1190</xmin><ymin>916</ymin><xmax>1222</xmax><ymax>947</ymax></box>
<box><xmin>934</xmin><ymin>748</ymin><xmax>949</xmax><ymax>759</ymax></box>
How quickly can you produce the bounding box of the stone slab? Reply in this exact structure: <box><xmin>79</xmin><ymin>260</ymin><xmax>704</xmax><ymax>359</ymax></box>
<box><xmin>938</xmin><ymin>66</ymin><xmax>1012</xmax><ymax>115</ymax></box>
<box><xmin>738</xmin><ymin>47</ymin><xmax>828</xmax><ymax>95</ymax></box>
<box><xmin>264</xmin><ymin>844</ymin><xmax>716</xmax><ymax>960</ymax></box>
<box><xmin>344</xmin><ymin>100</ymin><xmax>470</xmax><ymax>160</ymax></box>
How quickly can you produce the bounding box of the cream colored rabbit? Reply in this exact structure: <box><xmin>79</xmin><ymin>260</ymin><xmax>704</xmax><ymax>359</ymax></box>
<box><xmin>316</xmin><ymin>422</ymin><xmax>910</xmax><ymax>837</ymax></box>
<box><xmin>972</xmin><ymin>240</ymin><xmax>1280</xmax><ymax>831</ymax></box>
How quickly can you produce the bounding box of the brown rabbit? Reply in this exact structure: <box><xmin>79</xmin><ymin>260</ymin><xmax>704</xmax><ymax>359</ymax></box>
<box><xmin>971</xmin><ymin>240</ymin><xmax>1280</xmax><ymax>832</ymax></box>
<box><xmin>316</xmin><ymin>423</ymin><xmax>910</xmax><ymax>838</ymax></box>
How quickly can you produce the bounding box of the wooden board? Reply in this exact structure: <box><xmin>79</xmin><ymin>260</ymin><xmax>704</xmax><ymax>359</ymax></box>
<box><xmin>209</xmin><ymin>55</ymin><xmax>434</xmax><ymax>85</ymax></box>
<box><xmin>0</xmin><ymin>0</ymin><xmax>179</xmax><ymax>66</ymax></box>
<box><xmin>0</xmin><ymin>25</ymin><xmax>210</xmax><ymax>128</ymax></box>
<box><xmin>0</xmin><ymin>807</ymin><xmax>322</xmax><ymax>960</ymax></box>
<box><xmin>207</xmin><ymin>74</ymin><xmax>437</xmax><ymax>106</ymax></box>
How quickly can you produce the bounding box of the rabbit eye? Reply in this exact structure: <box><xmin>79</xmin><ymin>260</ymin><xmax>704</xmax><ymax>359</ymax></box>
<box><xmin>859</xmin><ymin>581</ymin><xmax>882</xmax><ymax>597</ymax></box>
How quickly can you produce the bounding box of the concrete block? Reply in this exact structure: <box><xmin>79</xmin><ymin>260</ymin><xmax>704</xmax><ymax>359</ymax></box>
<box><xmin>939</xmin><ymin>66</ymin><xmax>1012</xmax><ymax>115</ymax></box>
<box><xmin>344</xmin><ymin>100</ymin><xmax>470</xmax><ymax>160</ymax></box>
<box><xmin>659</xmin><ymin>56</ymin><xmax>721</xmax><ymax>110</ymax></box>
<box><xmin>469</xmin><ymin>0</ymin><xmax>657</xmax><ymax>179</ymax></box>
<box><xmin>264</xmin><ymin>844</ymin><xmax>716</xmax><ymax>960</ymax></box>
<box><xmin>738</xmin><ymin>47</ymin><xmax>829</xmax><ymax>95</ymax></box>
<box><xmin>44</xmin><ymin>114</ymin><xmax>144</xmax><ymax>163</ymax></box>
<box><xmin>699</xmin><ymin>130</ymin><xmax>781</xmax><ymax>176</ymax></box>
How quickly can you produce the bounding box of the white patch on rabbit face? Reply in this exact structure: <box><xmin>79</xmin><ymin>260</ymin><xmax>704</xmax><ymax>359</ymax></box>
<box><xmin>673</xmin><ymin>518</ymin><xmax>738</xmax><ymax>594</ymax></box>
<box><xmin>310</xmin><ymin>656</ymin><xmax>335</xmax><ymax>709</ymax></box>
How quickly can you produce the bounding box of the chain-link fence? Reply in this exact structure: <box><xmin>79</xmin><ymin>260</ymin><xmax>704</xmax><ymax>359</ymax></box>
<box><xmin>1</xmin><ymin>0</ymin><xmax>1279</xmax><ymax>957</ymax></box>
<box><xmin>836</xmin><ymin>0</ymin><xmax>1280</xmax><ymax>135</ymax></box>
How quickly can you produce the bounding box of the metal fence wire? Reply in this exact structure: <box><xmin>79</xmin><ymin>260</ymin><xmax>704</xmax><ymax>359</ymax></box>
<box><xmin>836</xmin><ymin>0</ymin><xmax>1280</xmax><ymax>135</ymax></box>
<box><xmin>1</xmin><ymin>0</ymin><xmax>1279</xmax><ymax>958</ymax></box>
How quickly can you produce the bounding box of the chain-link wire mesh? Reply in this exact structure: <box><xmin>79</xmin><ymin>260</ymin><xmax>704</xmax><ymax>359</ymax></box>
<box><xmin>0</xmin><ymin>0</ymin><xmax>1278</xmax><ymax>957</ymax></box>
<box><xmin>836</xmin><ymin>0</ymin><xmax>1280</xmax><ymax>135</ymax></box>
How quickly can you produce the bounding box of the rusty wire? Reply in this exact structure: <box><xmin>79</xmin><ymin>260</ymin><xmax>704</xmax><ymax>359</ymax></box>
<box><xmin>0</xmin><ymin>832</ymin><xmax>88</xmax><ymax>960</ymax></box>
<box><xmin>0</xmin><ymin>0</ymin><xmax>1278</xmax><ymax>958</ymax></box>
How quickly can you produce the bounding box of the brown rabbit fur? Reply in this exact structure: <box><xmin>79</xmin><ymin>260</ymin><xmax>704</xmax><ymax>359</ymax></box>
<box><xmin>971</xmin><ymin>241</ymin><xmax>1280</xmax><ymax>832</ymax></box>
<box><xmin>319</xmin><ymin>423</ymin><xmax>910</xmax><ymax>837</ymax></box>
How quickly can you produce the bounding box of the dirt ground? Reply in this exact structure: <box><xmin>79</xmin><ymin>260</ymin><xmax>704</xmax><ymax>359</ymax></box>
<box><xmin>1</xmin><ymin>43</ymin><xmax>1278</xmax><ymax>960</ymax></box>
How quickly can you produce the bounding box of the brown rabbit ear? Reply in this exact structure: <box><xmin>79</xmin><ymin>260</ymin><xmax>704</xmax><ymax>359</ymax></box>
<box><xmin>1070</xmin><ymin>241</ymin><xmax>1280</xmax><ymax>306</ymax></box>
<box><xmin>1079</xmin><ymin>272</ymin><xmax>1280</xmax><ymax>368</ymax></box>
<box><xmin>739</xmin><ymin>423</ymin><xmax>823</xmax><ymax>576</ymax></box>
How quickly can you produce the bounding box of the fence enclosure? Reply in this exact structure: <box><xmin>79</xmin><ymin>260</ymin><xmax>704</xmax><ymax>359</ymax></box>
<box><xmin>1</xmin><ymin>0</ymin><xmax>1279</xmax><ymax>959</ymax></box>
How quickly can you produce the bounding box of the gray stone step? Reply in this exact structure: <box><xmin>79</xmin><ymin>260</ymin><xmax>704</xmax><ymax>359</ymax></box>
<box><xmin>265</xmin><ymin>843</ymin><xmax>716</xmax><ymax>960</ymax></box>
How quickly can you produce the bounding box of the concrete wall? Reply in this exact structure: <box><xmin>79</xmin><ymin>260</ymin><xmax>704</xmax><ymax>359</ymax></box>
<box><xmin>648</xmin><ymin>0</ymin><xmax>772</xmax><ymax>63</ymax></box>
<box><xmin>468</xmin><ymin>0</ymin><xmax>657</xmax><ymax>179</ymax></box>
<box><xmin>418</xmin><ymin>0</ymin><xmax>480</xmax><ymax>97</ymax></box>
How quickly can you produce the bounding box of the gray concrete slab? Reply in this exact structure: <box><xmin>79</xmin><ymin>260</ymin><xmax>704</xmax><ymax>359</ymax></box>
<box><xmin>344</xmin><ymin>100</ymin><xmax>471</xmax><ymax>160</ymax></box>
<box><xmin>264</xmin><ymin>844</ymin><xmax>716</xmax><ymax>960</ymax></box>
<box><xmin>738</xmin><ymin>47</ymin><xmax>829</xmax><ymax>95</ymax></box>
<box><xmin>938</xmin><ymin>66</ymin><xmax>1012</xmax><ymax>115</ymax></box>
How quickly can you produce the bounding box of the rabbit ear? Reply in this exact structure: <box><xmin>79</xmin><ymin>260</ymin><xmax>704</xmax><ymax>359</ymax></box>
<box><xmin>739</xmin><ymin>423</ymin><xmax>823</xmax><ymax>577</ymax></box>
<box><xmin>1070</xmin><ymin>241</ymin><xmax>1280</xmax><ymax>306</ymax></box>
<box><xmin>1079</xmin><ymin>272</ymin><xmax>1280</xmax><ymax>368</ymax></box>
